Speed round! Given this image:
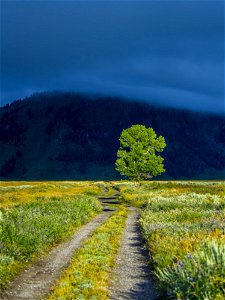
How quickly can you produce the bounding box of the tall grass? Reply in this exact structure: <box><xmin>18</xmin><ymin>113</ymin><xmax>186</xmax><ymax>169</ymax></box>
<box><xmin>0</xmin><ymin>181</ymin><xmax>101</xmax><ymax>208</ymax></box>
<box><xmin>135</xmin><ymin>182</ymin><xmax>225</xmax><ymax>300</ymax></box>
<box><xmin>115</xmin><ymin>181</ymin><xmax>225</xmax><ymax>207</ymax></box>
<box><xmin>0</xmin><ymin>195</ymin><xmax>102</xmax><ymax>289</ymax></box>
<box><xmin>156</xmin><ymin>240</ymin><xmax>225</xmax><ymax>300</ymax></box>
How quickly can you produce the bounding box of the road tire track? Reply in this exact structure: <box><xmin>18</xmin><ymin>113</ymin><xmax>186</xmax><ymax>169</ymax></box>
<box><xmin>1</xmin><ymin>211</ymin><xmax>112</xmax><ymax>300</ymax></box>
<box><xmin>109</xmin><ymin>207</ymin><xmax>158</xmax><ymax>300</ymax></box>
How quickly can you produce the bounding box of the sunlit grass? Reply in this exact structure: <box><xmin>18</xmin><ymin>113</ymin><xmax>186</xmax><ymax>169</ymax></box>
<box><xmin>48</xmin><ymin>206</ymin><xmax>127</xmax><ymax>300</ymax></box>
<box><xmin>0</xmin><ymin>181</ymin><xmax>102</xmax><ymax>208</ymax></box>
<box><xmin>115</xmin><ymin>180</ymin><xmax>225</xmax><ymax>207</ymax></box>
<box><xmin>1</xmin><ymin>180</ymin><xmax>224</xmax><ymax>299</ymax></box>
<box><xmin>134</xmin><ymin>181</ymin><xmax>225</xmax><ymax>299</ymax></box>
<box><xmin>156</xmin><ymin>240</ymin><xmax>225</xmax><ymax>300</ymax></box>
<box><xmin>0</xmin><ymin>181</ymin><xmax>103</xmax><ymax>290</ymax></box>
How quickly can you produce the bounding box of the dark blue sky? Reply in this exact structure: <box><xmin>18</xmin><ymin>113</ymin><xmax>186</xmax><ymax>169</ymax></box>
<box><xmin>1</xmin><ymin>1</ymin><xmax>224</xmax><ymax>114</ymax></box>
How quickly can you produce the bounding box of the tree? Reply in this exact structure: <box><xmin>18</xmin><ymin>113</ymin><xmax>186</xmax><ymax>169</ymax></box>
<box><xmin>115</xmin><ymin>125</ymin><xmax>166</xmax><ymax>182</ymax></box>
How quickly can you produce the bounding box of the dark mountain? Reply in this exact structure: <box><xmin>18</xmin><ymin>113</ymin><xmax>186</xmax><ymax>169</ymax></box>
<box><xmin>0</xmin><ymin>92</ymin><xmax>224</xmax><ymax>180</ymax></box>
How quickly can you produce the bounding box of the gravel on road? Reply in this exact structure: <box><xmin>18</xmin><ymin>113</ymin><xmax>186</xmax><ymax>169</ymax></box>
<box><xmin>109</xmin><ymin>207</ymin><xmax>158</xmax><ymax>300</ymax></box>
<box><xmin>1</xmin><ymin>211</ymin><xmax>112</xmax><ymax>300</ymax></box>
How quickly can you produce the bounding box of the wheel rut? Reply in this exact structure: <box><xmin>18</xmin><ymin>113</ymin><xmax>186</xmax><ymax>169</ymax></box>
<box><xmin>109</xmin><ymin>207</ymin><xmax>158</xmax><ymax>300</ymax></box>
<box><xmin>98</xmin><ymin>187</ymin><xmax>120</xmax><ymax>211</ymax></box>
<box><xmin>0</xmin><ymin>211</ymin><xmax>112</xmax><ymax>300</ymax></box>
<box><xmin>1</xmin><ymin>186</ymin><xmax>158</xmax><ymax>300</ymax></box>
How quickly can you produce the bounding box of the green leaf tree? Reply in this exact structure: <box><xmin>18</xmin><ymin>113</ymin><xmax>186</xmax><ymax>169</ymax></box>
<box><xmin>116</xmin><ymin>125</ymin><xmax>166</xmax><ymax>182</ymax></box>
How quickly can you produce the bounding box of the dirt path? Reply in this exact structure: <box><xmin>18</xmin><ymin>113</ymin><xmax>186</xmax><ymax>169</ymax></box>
<box><xmin>1</xmin><ymin>211</ymin><xmax>112</xmax><ymax>300</ymax></box>
<box><xmin>109</xmin><ymin>207</ymin><xmax>158</xmax><ymax>300</ymax></box>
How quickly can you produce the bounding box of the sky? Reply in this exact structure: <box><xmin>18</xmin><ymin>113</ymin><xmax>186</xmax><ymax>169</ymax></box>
<box><xmin>1</xmin><ymin>0</ymin><xmax>224</xmax><ymax>114</ymax></box>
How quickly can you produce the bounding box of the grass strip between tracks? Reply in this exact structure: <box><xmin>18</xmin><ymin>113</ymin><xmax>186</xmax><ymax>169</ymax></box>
<box><xmin>48</xmin><ymin>206</ymin><xmax>127</xmax><ymax>300</ymax></box>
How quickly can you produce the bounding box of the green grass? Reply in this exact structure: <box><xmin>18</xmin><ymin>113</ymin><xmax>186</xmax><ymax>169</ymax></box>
<box><xmin>156</xmin><ymin>240</ymin><xmax>225</xmax><ymax>300</ymax></box>
<box><xmin>1</xmin><ymin>180</ymin><xmax>224</xmax><ymax>299</ymax></box>
<box><xmin>0</xmin><ymin>181</ymin><xmax>102</xmax><ymax>208</ymax></box>
<box><xmin>47</xmin><ymin>206</ymin><xmax>127</xmax><ymax>300</ymax></box>
<box><xmin>115</xmin><ymin>181</ymin><xmax>225</xmax><ymax>207</ymax></box>
<box><xmin>0</xmin><ymin>195</ymin><xmax>102</xmax><ymax>290</ymax></box>
<box><xmin>136</xmin><ymin>182</ymin><xmax>225</xmax><ymax>300</ymax></box>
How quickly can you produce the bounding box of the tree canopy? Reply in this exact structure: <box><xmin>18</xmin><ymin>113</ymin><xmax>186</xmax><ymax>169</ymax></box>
<box><xmin>115</xmin><ymin>125</ymin><xmax>166</xmax><ymax>181</ymax></box>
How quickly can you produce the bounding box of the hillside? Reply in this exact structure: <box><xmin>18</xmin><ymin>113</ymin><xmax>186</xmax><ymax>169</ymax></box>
<box><xmin>0</xmin><ymin>92</ymin><xmax>224</xmax><ymax>180</ymax></box>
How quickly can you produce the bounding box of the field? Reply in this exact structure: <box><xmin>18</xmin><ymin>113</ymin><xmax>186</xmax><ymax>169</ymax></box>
<box><xmin>0</xmin><ymin>181</ymin><xmax>103</xmax><ymax>289</ymax></box>
<box><xmin>0</xmin><ymin>180</ymin><xmax>224</xmax><ymax>299</ymax></box>
<box><xmin>117</xmin><ymin>181</ymin><xmax>225</xmax><ymax>299</ymax></box>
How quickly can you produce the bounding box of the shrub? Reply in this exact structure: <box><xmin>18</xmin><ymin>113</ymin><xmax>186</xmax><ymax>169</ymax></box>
<box><xmin>156</xmin><ymin>240</ymin><xmax>225</xmax><ymax>300</ymax></box>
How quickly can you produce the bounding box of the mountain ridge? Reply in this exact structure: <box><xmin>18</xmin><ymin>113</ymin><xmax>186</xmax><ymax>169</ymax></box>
<box><xmin>0</xmin><ymin>92</ymin><xmax>224</xmax><ymax>180</ymax></box>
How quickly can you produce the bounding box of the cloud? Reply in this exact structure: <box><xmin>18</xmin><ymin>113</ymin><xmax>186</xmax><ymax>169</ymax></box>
<box><xmin>1</xmin><ymin>1</ymin><xmax>224</xmax><ymax>114</ymax></box>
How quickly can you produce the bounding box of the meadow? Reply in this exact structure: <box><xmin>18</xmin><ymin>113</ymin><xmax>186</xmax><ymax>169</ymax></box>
<box><xmin>0</xmin><ymin>181</ymin><xmax>103</xmax><ymax>289</ymax></box>
<box><xmin>0</xmin><ymin>180</ymin><xmax>224</xmax><ymax>300</ymax></box>
<box><xmin>117</xmin><ymin>181</ymin><xmax>225</xmax><ymax>300</ymax></box>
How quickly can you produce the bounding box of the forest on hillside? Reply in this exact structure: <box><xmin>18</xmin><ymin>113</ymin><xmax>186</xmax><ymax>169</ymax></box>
<box><xmin>0</xmin><ymin>92</ymin><xmax>224</xmax><ymax>180</ymax></box>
